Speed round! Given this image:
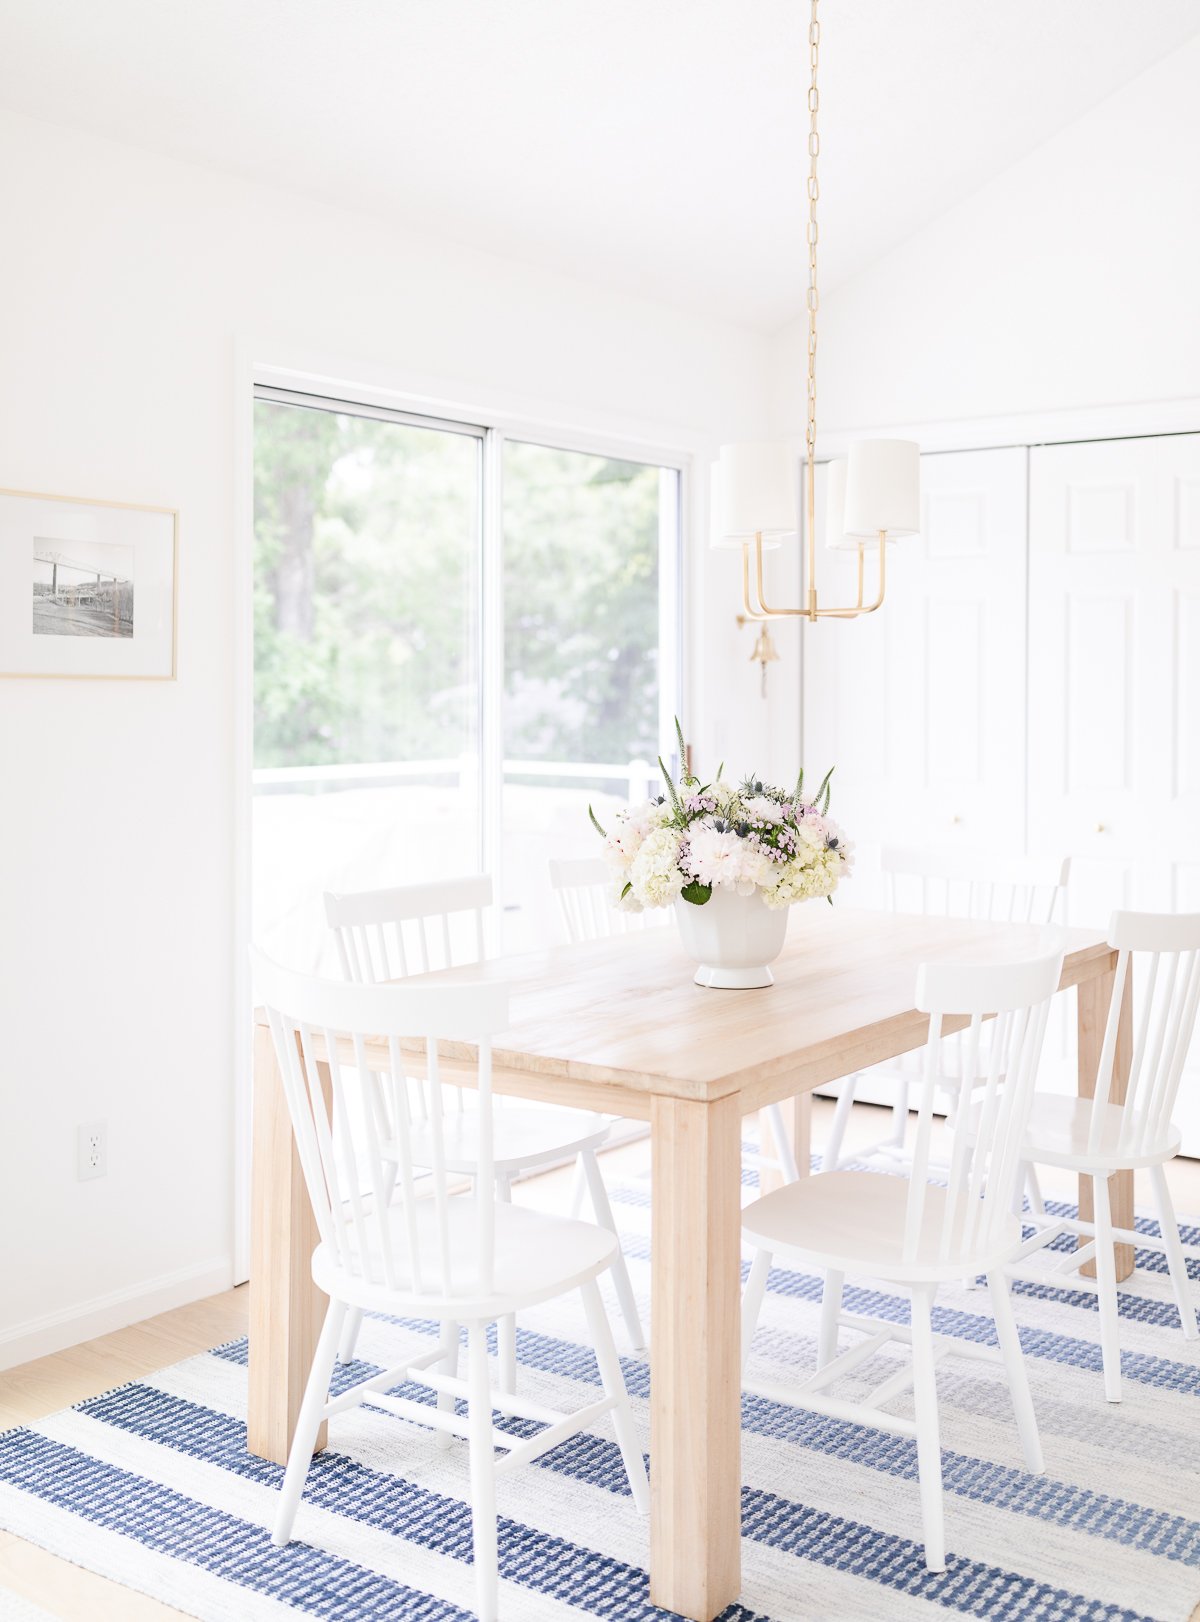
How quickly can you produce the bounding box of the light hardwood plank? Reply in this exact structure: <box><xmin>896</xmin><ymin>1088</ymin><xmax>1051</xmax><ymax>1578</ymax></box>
<box><xmin>649</xmin><ymin>1092</ymin><xmax>742</xmax><ymax>1621</ymax></box>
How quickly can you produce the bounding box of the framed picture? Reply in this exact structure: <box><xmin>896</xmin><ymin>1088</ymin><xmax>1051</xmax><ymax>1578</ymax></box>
<box><xmin>0</xmin><ymin>487</ymin><xmax>178</xmax><ymax>680</ymax></box>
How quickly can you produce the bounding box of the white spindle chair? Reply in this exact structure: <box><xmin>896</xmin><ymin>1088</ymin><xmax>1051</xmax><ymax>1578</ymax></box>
<box><xmin>550</xmin><ymin>856</ymin><xmax>800</xmax><ymax>1185</ymax></box>
<box><xmin>254</xmin><ymin>952</ymin><xmax>648</xmax><ymax>1622</ymax></box>
<box><xmin>325</xmin><ymin>876</ymin><xmax>646</xmax><ymax>1378</ymax></box>
<box><xmin>822</xmin><ymin>848</ymin><xmax>1070</xmax><ymax>1192</ymax></box>
<box><xmin>1008</xmin><ymin>911</ymin><xmax>1200</xmax><ymax>1402</ymax></box>
<box><xmin>741</xmin><ymin>941</ymin><xmax>1064</xmax><ymax>1572</ymax></box>
<box><xmin>548</xmin><ymin>856</ymin><xmax>668</xmax><ymax>941</ymax></box>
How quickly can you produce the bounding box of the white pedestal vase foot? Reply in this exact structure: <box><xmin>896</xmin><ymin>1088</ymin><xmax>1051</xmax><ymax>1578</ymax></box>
<box><xmin>675</xmin><ymin>888</ymin><xmax>789</xmax><ymax>989</ymax></box>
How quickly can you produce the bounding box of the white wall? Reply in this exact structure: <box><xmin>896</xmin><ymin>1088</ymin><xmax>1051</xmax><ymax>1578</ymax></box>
<box><xmin>0</xmin><ymin>110</ymin><xmax>772</xmax><ymax>1364</ymax></box>
<box><xmin>770</xmin><ymin>34</ymin><xmax>1200</xmax><ymax>436</ymax></box>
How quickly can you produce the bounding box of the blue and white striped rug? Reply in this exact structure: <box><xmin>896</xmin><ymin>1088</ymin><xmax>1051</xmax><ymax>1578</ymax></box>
<box><xmin>1</xmin><ymin>1171</ymin><xmax>1198</xmax><ymax>1621</ymax></box>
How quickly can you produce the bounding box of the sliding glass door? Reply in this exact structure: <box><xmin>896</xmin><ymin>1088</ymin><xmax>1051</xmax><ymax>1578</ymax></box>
<box><xmin>502</xmin><ymin>441</ymin><xmax>679</xmax><ymax>949</ymax></box>
<box><xmin>252</xmin><ymin>389</ymin><xmax>680</xmax><ymax>967</ymax></box>
<box><xmin>253</xmin><ymin>391</ymin><xmax>482</xmax><ymax>971</ymax></box>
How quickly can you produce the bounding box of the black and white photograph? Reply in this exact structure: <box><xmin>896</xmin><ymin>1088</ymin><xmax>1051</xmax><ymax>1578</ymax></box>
<box><xmin>32</xmin><ymin>536</ymin><xmax>134</xmax><ymax>638</ymax></box>
<box><xmin>0</xmin><ymin>487</ymin><xmax>176</xmax><ymax>678</ymax></box>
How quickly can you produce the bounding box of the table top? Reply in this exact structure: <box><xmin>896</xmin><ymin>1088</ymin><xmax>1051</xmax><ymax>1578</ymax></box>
<box><xmin>386</xmin><ymin>908</ymin><xmax>1112</xmax><ymax>1106</ymax></box>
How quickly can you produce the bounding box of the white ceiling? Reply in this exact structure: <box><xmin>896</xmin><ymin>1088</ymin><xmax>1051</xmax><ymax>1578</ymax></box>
<box><xmin>1</xmin><ymin>0</ymin><xmax>1197</xmax><ymax>331</ymax></box>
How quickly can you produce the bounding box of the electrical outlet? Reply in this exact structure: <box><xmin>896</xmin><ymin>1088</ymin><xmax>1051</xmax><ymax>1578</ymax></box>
<box><xmin>77</xmin><ymin>1120</ymin><xmax>107</xmax><ymax>1181</ymax></box>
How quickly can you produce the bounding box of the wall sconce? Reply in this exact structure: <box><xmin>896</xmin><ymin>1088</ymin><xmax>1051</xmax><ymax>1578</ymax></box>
<box><xmin>736</xmin><ymin>614</ymin><xmax>781</xmax><ymax>697</ymax></box>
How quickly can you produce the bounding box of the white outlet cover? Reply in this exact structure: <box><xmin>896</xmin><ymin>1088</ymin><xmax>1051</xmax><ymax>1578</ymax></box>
<box><xmin>77</xmin><ymin>1120</ymin><xmax>107</xmax><ymax>1181</ymax></box>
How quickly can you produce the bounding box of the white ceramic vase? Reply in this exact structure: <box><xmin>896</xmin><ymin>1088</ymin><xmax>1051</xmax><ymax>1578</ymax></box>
<box><xmin>674</xmin><ymin>886</ymin><xmax>789</xmax><ymax>989</ymax></box>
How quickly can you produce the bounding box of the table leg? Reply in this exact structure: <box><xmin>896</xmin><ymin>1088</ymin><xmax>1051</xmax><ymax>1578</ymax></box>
<box><xmin>247</xmin><ymin>1024</ymin><xmax>329</xmax><ymax>1464</ymax></box>
<box><xmin>650</xmin><ymin>1093</ymin><xmax>742</xmax><ymax>1621</ymax></box>
<box><xmin>1077</xmin><ymin>965</ymin><xmax>1135</xmax><ymax>1282</ymax></box>
<box><xmin>757</xmin><ymin>1090</ymin><xmax>812</xmax><ymax>1195</ymax></box>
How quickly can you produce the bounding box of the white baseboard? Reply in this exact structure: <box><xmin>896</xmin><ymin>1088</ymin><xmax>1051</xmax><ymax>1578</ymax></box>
<box><xmin>0</xmin><ymin>1258</ymin><xmax>234</xmax><ymax>1374</ymax></box>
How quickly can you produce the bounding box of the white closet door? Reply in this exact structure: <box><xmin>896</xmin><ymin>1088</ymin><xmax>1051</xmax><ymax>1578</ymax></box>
<box><xmin>803</xmin><ymin>446</ymin><xmax>1028</xmax><ymax>903</ymax></box>
<box><xmin>1028</xmin><ymin>432</ymin><xmax>1200</xmax><ymax>1147</ymax></box>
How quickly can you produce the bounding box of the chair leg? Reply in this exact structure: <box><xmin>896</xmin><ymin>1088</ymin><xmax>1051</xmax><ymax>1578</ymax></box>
<box><xmin>580</xmin><ymin>1277</ymin><xmax>650</xmax><ymax>1512</ymax></box>
<box><xmin>817</xmin><ymin>1269</ymin><xmax>844</xmax><ymax>1371</ymax></box>
<box><xmin>1023</xmin><ymin>1161</ymin><xmax>1046</xmax><ymax>1219</ymax></box>
<box><xmin>467</xmin><ymin>1323</ymin><xmax>499</xmax><ymax>1622</ymax></box>
<box><xmin>888</xmin><ymin>1074</ymin><xmax>910</xmax><ymax>1151</ymax></box>
<box><xmin>987</xmin><ymin>1271</ymin><xmax>1043</xmax><ymax>1472</ymax></box>
<box><xmin>741</xmin><ymin>1248</ymin><xmax>771</xmax><ymax>1371</ymax></box>
<box><xmin>909</xmin><ymin>1284</ymin><xmax>945</xmax><ymax>1573</ymax></box>
<box><xmin>581</xmin><ymin>1148</ymin><xmax>647</xmax><ymax>1352</ymax></box>
<box><xmin>1092</xmin><ymin>1173</ymin><xmax>1123</xmax><ymax>1403</ymax></box>
<box><xmin>821</xmin><ymin>1076</ymin><xmax>858</xmax><ymax>1171</ymax></box>
<box><xmin>336</xmin><ymin>1307</ymin><xmax>364</xmax><ymax>1365</ymax></box>
<box><xmin>568</xmin><ymin>1156</ymin><xmax>587</xmax><ymax>1220</ymax></box>
<box><xmin>494</xmin><ymin>1173</ymin><xmax>518</xmax><ymax>1394</ymax></box>
<box><xmin>765</xmin><ymin>1102</ymin><xmax>800</xmax><ymax>1183</ymax></box>
<box><xmin>1150</xmin><ymin>1163</ymin><xmax>1199</xmax><ymax>1341</ymax></box>
<box><xmin>436</xmin><ymin>1318</ymin><xmax>461</xmax><ymax>1451</ymax></box>
<box><xmin>272</xmin><ymin>1297</ymin><xmax>347</xmax><ymax>1546</ymax></box>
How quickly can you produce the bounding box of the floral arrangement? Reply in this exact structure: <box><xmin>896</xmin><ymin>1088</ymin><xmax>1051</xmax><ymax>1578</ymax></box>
<box><xmin>589</xmin><ymin>721</ymin><xmax>853</xmax><ymax>913</ymax></box>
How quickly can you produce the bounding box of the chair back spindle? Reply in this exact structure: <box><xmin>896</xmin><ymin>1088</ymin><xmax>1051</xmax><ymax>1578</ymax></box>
<box><xmin>325</xmin><ymin>876</ymin><xmax>491</xmax><ymax>985</ymax></box>
<box><xmin>548</xmin><ymin>856</ymin><xmax>667</xmax><ymax>943</ymax></box>
<box><xmin>882</xmin><ymin>848</ymin><xmax>1070</xmax><ymax>929</ymax></box>
<box><xmin>904</xmin><ymin>944</ymin><xmax>1064</xmax><ymax>1269</ymax></box>
<box><xmin>253</xmin><ymin>949</ymin><xmax>508</xmax><ymax>1302</ymax></box>
<box><xmin>1086</xmin><ymin>912</ymin><xmax>1200</xmax><ymax>1160</ymax></box>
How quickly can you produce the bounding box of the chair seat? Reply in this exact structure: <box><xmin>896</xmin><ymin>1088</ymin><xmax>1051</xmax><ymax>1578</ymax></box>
<box><xmin>742</xmin><ymin>1170</ymin><xmax>1020</xmax><ymax>1283</ymax></box>
<box><xmin>387</xmin><ymin>1106</ymin><xmax>609</xmax><ymax>1176</ymax></box>
<box><xmin>1019</xmin><ymin>1092</ymin><xmax>1180</xmax><ymax>1172</ymax></box>
<box><xmin>313</xmin><ymin>1198</ymin><xmax>619</xmax><ymax>1322</ymax></box>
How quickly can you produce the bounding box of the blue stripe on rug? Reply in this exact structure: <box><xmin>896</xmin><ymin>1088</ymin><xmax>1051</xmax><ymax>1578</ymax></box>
<box><xmin>67</xmin><ymin>1379</ymin><xmax>1151</xmax><ymax>1622</ymax></box>
<box><xmin>40</xmin><ymin>1390</ymin><xmax>765</xmax><ymax>1622</ymax></box>
<box><xmin>756</xmin><ymin>1264</ymin><xmax>1200</xmax><ymax>1393</ymax></box>
<box><xmin>0</xmin><ymin>1427</ymin><xmax>465</xmax><ymax>1620</ymax></box>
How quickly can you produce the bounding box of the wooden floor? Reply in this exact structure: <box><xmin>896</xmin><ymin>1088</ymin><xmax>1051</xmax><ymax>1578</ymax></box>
<box><xmin>2</xmin><ymin>1104</ymin><xmax>1198</xmax><ymax>1622</ymax></box>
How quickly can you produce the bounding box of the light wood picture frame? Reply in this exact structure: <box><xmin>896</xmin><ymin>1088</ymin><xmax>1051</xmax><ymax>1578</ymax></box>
<box><xmin>0</xmin><ymin>487</ymin><xmax>178</xmax><ymax>680</ymax></box>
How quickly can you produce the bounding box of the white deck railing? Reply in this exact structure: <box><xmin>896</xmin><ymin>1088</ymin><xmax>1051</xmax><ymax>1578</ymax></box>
<box><xmin>253</xmin><ymin>756</ymin><xmax>660</xmax><ymax>802</ymax></box>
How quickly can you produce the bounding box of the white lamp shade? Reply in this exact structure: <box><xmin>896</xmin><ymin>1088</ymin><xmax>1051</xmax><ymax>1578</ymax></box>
<box><xmin>710</xmin><ymin>459</ymin><xmax>782</xmax><ymax>551</ymax></box>
<box><xmin>716</xmin><ymin>441</ymin><xmax>796</xmax><ymax>540</ymax></box>
<box><xmin>823</xmin><ymin>458</ymin><xmax>860</xmax><ymax>552</ymax></box>
<box><xmin>843</xmin><ymin>438</ymin><xmax>920</xmax><ymax>538</ymax></box>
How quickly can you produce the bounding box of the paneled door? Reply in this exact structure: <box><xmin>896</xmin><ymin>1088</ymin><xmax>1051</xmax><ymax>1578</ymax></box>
<box><xmin>1028</xmin><ymin>432</ymin><xmax>1200</xmax><ymax>1146</ymax></box>
<box><xmin>803</xmin><ymin>446</ymin><xmax>1029</xmax><ymax>889</ymax></box>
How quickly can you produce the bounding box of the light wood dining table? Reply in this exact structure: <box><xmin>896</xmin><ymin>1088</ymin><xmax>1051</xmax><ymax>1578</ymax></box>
<box><xmin>247</xmin><ymin>907</ymin><xmax>1130</xmax><ymax>1622</ymax></box>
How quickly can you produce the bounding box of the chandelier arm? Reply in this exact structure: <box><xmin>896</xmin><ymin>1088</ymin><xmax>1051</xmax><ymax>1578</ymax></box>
<box><xmin>810</xmin><ymin>533</ymin><xmax>887</xmax><ymax>617</ymax></box>
<box><xmin>751</xmin><ymin>533</ymin><xmax>807</xmax><ymax>618</ymax></box>
<box><xmin>740</xmin><ymin>540</ymin><xmax>772</xmax><ymax>620</ymax></box>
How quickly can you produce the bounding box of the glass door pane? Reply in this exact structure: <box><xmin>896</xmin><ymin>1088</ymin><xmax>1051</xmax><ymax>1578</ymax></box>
<box><xmin>253</xmin><ymin>393</ymin><xmax>482</xmax><ymax>971</ymax></box>
<box><xmin>502</xmin><ymin>440</ymin><xmax>680</xmax><ymax>949</ymax></box>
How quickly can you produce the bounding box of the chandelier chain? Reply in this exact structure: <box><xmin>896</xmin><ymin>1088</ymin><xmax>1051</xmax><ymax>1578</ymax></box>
<box><xmin>806</xmin><ymin>0</ymin><xmax>820</xmax><ymax>466</ymax></box>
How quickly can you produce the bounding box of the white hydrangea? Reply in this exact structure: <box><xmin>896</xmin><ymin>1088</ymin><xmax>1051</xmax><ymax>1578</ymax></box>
<box><xmin>761</xmin><ymin>845</ymin><xmax>845</xmax><ymax>908</ymax></box>
<box><xmin>628</xmin><ymin>827</ymin><xmax>685</xmax><ymax>908</ymax></box>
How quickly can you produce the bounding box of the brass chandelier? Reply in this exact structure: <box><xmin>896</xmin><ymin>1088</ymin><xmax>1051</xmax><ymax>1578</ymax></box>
<box><xmin>715</xmin><ymin>0</ymin><xmax>920</xmax><ymax>622</ymax></box>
